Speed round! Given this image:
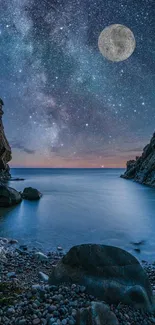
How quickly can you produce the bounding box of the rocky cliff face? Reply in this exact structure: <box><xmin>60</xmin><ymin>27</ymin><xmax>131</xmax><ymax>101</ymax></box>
<box><xmin>121</xmin><ymin>132</ymin><xmax>155</xmax><ymax>187</ymax></box>
<box><xmin>0</xmin><ymin>99</ymin><xmax>11</xmax><ymax>180</ymax></box>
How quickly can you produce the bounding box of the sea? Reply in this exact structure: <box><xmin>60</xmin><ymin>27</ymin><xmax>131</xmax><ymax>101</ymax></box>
<box><xmin>0</xmin><ymin>168</ymin><xmax>155</xmax><ymax>262</ymax></box>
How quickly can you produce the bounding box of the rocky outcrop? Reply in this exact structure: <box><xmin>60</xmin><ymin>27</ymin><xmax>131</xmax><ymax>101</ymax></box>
<box><xmin>49</xmin><ymin>244</ymin><xmax>154</xmax><ymax>312</ymax></box>
<box><xmin>0</xmin><ymin>98</ymin><xmax>12</xmax><ymax>181</ymax></box>
<box><xmin>0</xmin><ymin>185</ymin><xmax>22</xmax><ymax>207</ymax></box>
<box><xmin>76</xmin><ymin>302</ymin><xmax>119</xmax><ymax>325</ymax></box>
<box><xmin>121</xmin><ymin>132</ymin><xmax>155</xmax><ymax>186</ymax></box>
<box><xmin>22</xmin><ymin>187</ymin><xmax>42</xmax><ymax>200</ymax></box>
<box><xmin>0</xmin><ymin>184</ymin><xmax>42</xmax><ymax>207</ymax></box>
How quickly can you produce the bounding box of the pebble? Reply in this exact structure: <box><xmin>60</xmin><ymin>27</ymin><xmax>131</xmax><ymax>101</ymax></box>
<box><xmin>57</xmin><ymin>246</ymin><xmax>63</xmax><ymax>251</ymax></box>
<box><xmin>7</xmin><ymin>307</ymin><xmax>15</xmax><ymax>315</ymax></box>
<box><xmin>18</xmin><ymin>320</ymin><xmax>27</xmax><ymax>325</ymax></box>
<box><xmin>150</xmin><ymin>317</ymin><xmax>155</xmax><ymax>323</ymax></box>
<box><xmin>38</xmin><ymin>271</ymin><xmax>49</xmax><ymax>282</ymax></box>
<box><xmin>7</xmin><ymin>271</ymin><xmax>16</xmax><ymax>278</ymax></box>
<box><xmin>32</xmin><ymin>284</ymin><xmax>42</xmax><ymax>292</ymax></box>
<box><xmin>33</xmin><ymin>319</ymin><xmax>40</xmax><ymax>324</ymax></box>
<box><xmin>48</xmin><ymin>318</ymin><xmax>55</xmax><ymax>324</ymax></box>
<box><xmin>34</xmin><ymin>252</ymin><xmax>48</xmax><ymax>261</ymax></box>
<box><xmin>79</xmin><ymin>285</ymin><xmax>86</xmax><ymax>293</ymax></box>
<box><xmin>124</xmin><ymin>313</ymin><xmax>130</xmax><ymax>319</ymax></box>
<box><xmin>48</xmin><ymin>305</ymin><xmax>57</xmax><ymax>312</ymax></box>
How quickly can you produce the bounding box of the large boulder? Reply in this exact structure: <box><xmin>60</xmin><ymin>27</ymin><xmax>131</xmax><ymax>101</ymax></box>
<box><xmin>49</xmin><ymin>244</ymin><xmax>154</xmax><ymax>312</ymax></box>
<box><xmin>76</xmin><ymin>302</ymin><xmax>119</xmax><ymax>325</ymax></box>
<box><xmin>0</xmin><ymin>185</ymin><xmax>22</xmax><ymax>207</ymax></box>
<box><xmin>22</xmin><ymin>187</ymin><xmax>42</xmax><ymax>200</ymax></box>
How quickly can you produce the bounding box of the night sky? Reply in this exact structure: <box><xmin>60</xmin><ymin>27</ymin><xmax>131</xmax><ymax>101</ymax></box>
<box><xmin>0</xmin><ymin>0</ymin><xmax>155</xmax><ymax>167</ymax></box>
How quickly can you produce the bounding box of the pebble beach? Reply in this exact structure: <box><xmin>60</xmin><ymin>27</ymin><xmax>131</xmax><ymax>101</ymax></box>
<box><xmin>0</xmin><ymin>238</ymin><xmax>155</xmax><ymax>325</ymax></box>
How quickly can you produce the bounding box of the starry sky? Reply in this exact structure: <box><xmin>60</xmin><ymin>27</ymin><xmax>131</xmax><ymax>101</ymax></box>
<box><xmin>0</xmin><ymin>0</ymin><xmax>155</xmax><ymax>167</ymax></box>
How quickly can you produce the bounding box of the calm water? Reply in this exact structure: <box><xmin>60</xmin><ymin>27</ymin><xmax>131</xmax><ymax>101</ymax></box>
<box><xmin>0</xmin><ymin>168</ymin><xmax>155</xmax><ymax>262</ymax></box>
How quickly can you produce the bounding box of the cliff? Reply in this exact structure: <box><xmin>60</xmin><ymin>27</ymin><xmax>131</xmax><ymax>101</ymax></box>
<box><xmin>0</xmin><ymin>98</ymin><xmax>12</xmax><ymax>180</ymax></box>
<box><xmin>121</xmin><ymin>132</ymin><xmax>155</xmax><ymax>187</ymax></box>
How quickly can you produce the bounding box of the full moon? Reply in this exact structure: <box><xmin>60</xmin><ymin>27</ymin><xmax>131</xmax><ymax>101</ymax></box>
<box><xmin>98</xmin><ymin>24</ymin><xmax>136</xmax><ymax>62</ymax></box>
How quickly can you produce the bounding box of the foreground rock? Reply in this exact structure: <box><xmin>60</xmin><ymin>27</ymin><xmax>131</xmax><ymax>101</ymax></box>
<box><xmin>49</xmin><ymin>244</ymin><xmax>154</xmax><ymax>312</ymax></box>
<box><xmin>76</xmin><ymin>301</ymin><xmax>119</xmax><ymax>325</ymax></box>
<box><xmin>0</xmin><ymin>185</ymin><xmax>22</xmax><ymax>207</ymax></box>
<box><xmin>121</xmin><ymin>132</ymin><xmax>155</xmax><ymax>186</ymax></box>
<box><xmin>22</xmin><ymin>187</ymin><xmax>42</xmax><ymax>200</ymax></box>
<box><xmin>0</xmin><ymin>98</ymin><xmax>12</xmax><ymax>181</ymax></box>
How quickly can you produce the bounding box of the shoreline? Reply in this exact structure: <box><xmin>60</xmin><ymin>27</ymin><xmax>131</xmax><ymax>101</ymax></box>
<box><xmin>0</xmin><ymin>238</ymin><xmax>155</xmax><ymax>324</ymax></box>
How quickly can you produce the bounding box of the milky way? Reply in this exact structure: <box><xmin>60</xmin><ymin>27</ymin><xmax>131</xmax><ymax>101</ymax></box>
<box><xmin>0</xmin><ymin>0</ymin><xmax>155</xmax><ymax>167</ymax></box>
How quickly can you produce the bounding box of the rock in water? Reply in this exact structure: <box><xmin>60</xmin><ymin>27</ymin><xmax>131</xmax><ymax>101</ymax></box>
<box><xmin>121</xmin><ymin>132</ymin><xmax>155</xmax><ymax>186</ymax></box>
<box><xmin>0</xmin><ymin>185</ymin><xmax>22</xmax><ymax>207</ymax></box>
<box><xmin>49</xmin><ymin>244</ymin><xmax>154</xmax><ymax>311</ymax></box>
<box><xmin>0</xmin><ymin>98</ymin><xmax>12</xmax><ymax>180</ymax></box>
<box><xmin>9</xmin><ymin>239</ymin><xmax>18</xmax><ymax>244</ymax></box>
<box><xmin>76</xmin><ymin>302</ymin><xmax>119</xmax><ymax>325</ymax></box>
<box><xmin>22</xmin><ymin>187</ymin><xmax>42</xmax><ymax>200</ymax></box>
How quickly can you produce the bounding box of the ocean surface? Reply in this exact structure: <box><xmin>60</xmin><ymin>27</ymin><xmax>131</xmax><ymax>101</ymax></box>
<box><xmin>0</xmin><ymin>168</ymin><xmax>155</xmax><ymax>262</ymax></box>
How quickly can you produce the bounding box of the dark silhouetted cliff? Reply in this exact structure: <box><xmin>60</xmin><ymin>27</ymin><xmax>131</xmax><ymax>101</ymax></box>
<box><xmin>121</xmin><ymin>132</ymin><xmax>155</xmax><ymax>187</ymax></box>
<box><xmin>0</xmin><ymin>98</ymin><xmax>11</xmax><ymax>180</ymax></box>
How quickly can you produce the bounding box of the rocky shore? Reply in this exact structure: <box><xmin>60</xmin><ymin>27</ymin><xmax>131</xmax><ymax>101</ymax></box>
<box><xmin>121</xmin><ymin>132</ymin><xmax>155</xmax><ymax>187</ymax></box>
<box><xmin>0</xmin><ymin>239</ymin><xmax>155</xmax><ymax>325</ymax></box>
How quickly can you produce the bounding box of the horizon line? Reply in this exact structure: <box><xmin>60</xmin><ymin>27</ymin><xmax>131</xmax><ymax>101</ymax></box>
<box><xmin>10</xmin><ymin>166</ymin><xmax>125</xmax><ymax>169</ymax></box>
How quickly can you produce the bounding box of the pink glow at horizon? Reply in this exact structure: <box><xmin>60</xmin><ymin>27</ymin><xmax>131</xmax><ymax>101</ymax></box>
<box><xmin>10</xmin><ymin>151</ymin><xmax>128</xmax><ymax>168</ymax></box>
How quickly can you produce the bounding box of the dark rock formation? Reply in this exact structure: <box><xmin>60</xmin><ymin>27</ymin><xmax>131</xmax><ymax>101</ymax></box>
<box><xmin>121</xmin><ymin>132</ymin><xmax>155</xmax><ymax>186</ymax></box>
<box><xmin>0</xmin><ymin>185</ymin><xmax>22</xmax><ymax>207</ymax></box>
<box><xmin>22</xmin><ymin>187</ymin><xmax>42</xmax><ymax>200</ymax></box>
<box><xmin>49</xmin><ymin>244</ymin><xmax>154</xmax><ymax>312</ymax></box>
<box><xmin>9</xmin><ymin>178</ymin><xmax>25</xmax><ymax>181</ymax></box>
<box><xmin>76</xmin><ymin>301</ymin><xmax>119</xmax><ymax>325</ymax></box>
<box><xmin>0</xmin><ymin>99</ymin><xmax>12</xmax><ymax>181</ymax></box>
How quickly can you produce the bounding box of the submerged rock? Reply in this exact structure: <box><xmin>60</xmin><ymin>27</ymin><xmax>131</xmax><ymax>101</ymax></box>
<box><xmin>134</xmin><ymin>248</ymin><xmax>141</xmax><ymax>253</ymax></box>
<box><xmin>0</xmin><ymin>185</ymin><xmax>22</xmax><ymax>207</ymax></box>
<box><xmin>131</xmin><ymin>240</ymin><xmax>146</xmax><ymax>246</ymax></box>
<box><xmin>22</xmin><ymin>187</ymin><xmax>42</xmax><ymax>200</ymax></box>
<box><xmin>121</xmin><ymin>132</ymin><xmax>155</xmax><ymax>187</ymax></box>
<box><xmin>76</xmin><ymin>301</ymin><xmax>119</xmax><ymax>325</ymax></box>
<box><xmin>49</xmin><ymin>244</ymin><xmax>154</xmax><ymax>311</ymax></box>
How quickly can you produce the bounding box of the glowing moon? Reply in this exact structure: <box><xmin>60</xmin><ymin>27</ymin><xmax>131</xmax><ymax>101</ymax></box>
<box><xmin>98</xmin><ymin>24</ymin><xmax>136</xmax><ymax>62</ymax></box>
